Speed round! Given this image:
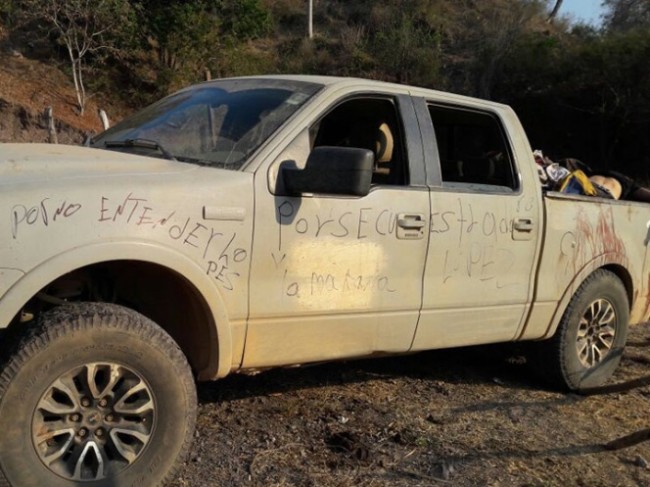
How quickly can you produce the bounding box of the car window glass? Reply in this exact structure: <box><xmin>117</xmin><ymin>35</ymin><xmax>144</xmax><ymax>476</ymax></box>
<box><xmin>428</xmin><ymin>104</ymin><xmax>518</xmax><ymax>191</ymax></box>
<box><xmin>312</xmin><ymin>97</ymin><xmax>409</xmax><ymax>186</ymax></box>
<box><xmin>93</xmin><ymin>80</ymin><xmax>322</xmax><ymax>170</ymax></box>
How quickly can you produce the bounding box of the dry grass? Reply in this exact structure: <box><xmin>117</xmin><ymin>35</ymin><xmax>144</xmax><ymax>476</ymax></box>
<box><xmin>173</xmin><ymin>323</ymin><xmax>650</xmax><ymax>487</ymax></box>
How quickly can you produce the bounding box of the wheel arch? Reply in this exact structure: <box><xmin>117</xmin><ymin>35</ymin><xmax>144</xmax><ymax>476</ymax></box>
<box><xmin>601</xmin><ymin>263</ymin><xmax>634</xmax><ymax>307</ymax></box>
<box><xmin>0</xmin><ymin>241</ymin><xmax>232</xmax><ymax>380</ymax></box>
<box><xmin>540</xmin><ymin>253</ymin><xmax>633</xmax><ymax>340</ymax></box>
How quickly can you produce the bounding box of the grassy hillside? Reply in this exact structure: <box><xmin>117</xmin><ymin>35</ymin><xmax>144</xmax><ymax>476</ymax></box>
<box><xmin>0</xmin><ymin>1</ymin><xmax>648</xmax><ymax>176</ymax></box>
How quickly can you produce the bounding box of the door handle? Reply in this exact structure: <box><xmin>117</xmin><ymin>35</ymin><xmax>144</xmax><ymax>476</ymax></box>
<box><xmin>513</xmin><ymin>218</ymin><xmax>534</xmax><ymax>232</ymax></box>
<box><xmin>396</xmin><ymin>213</ymin><xmax>426</xmax><ymax>240</ymax></box>
<box><xmin>397</xmin><ymin>214</ymin><xmax>426</xmax><ymax>229</ymax></box>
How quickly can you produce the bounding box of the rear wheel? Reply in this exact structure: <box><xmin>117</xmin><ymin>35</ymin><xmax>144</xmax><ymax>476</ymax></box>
<box><xmin>0</xmin><ymin>303</ymin><xmax>197</xmax><ymax>487</ymax></box>
<box><xmin>532</xmin><ymin>269</ymin><xmax>629</xmax><ymax>391</ymax></box>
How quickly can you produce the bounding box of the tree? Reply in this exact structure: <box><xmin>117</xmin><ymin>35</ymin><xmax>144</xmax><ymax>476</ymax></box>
<box><xmin>137</xmin><ymin>1</ymin><xmax>221</xmax><ymax>72</ymax></box>
<box><xmin>0</xmin><ymin>0</ymin><xmax>14</xmax><ymax>27</ymax></box>
<box><xmin>603</xmin><ymin>0</ymin><xmax>650</xmax><ymax>32</ymax></box>
<box><xmin>218</xmin><ymin>0</ymin><xmax>272</xmax><ymax>40</ymax></box>
<box><xmin>17</xmin><ymin>0</ymin><xmax>134</xmax><ymax>115</ymax></box>
<box><xmin>133</xmin><ymin>0</ymin><xmax>272</xmax><ymax>92</ymax></box>
<box><xmin>439</xmin><ymin>0</ymin><xmax>548</xmax><ymax>97</ymax></box>
<box><xmin>546</xmin><ymin>0</ymin><xmax>564</xmax><ymax>23</ymax></box>
<box><xmin>368</xmin><ymin>1</ymin><xmax>443</xmax><ymax>86</ymax></box>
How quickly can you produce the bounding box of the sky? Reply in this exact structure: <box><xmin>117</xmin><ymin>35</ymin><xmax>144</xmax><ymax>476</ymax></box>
<box><xmin>560</xmin><ymin>0</ymin><xmax>607</xmax><ymax>25</ymax></box>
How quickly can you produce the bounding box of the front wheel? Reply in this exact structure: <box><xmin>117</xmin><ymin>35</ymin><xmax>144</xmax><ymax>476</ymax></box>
<box><xmin>0</xmin><ymin>303</ymin><xmax>197</xmax><ymax>487</ymax></box>
<box><xmin>532</xmin><ymin>269</ymin><xmax>629</xmax><ymax>391</ymax></box>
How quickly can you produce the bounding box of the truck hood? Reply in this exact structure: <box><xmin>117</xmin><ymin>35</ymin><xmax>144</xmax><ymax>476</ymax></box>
<box><xmin>0</xmin><ymin>143</ymin><xmax>193</xmax><ymax>185</ymax></box>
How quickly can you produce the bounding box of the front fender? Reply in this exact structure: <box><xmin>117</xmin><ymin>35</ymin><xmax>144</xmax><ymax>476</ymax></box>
<box><xmin>0</xmin><ymin>240</ymin><xmax>233</xmax><ymax>379</ymax></box>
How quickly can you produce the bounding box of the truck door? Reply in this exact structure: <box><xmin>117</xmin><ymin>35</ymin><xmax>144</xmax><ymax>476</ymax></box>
<box><xmin>411</xmin><ymin>99</ymin><xmax>542</xmax><ymax>350</ymax></box>
<box><xmin>244</xmin><ymin>93</ymin><xmax>430</xmax><ymax>368</ymax></box>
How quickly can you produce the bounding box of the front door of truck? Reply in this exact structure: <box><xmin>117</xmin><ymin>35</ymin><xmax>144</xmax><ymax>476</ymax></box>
<box><xmin>244</xmin><ymin>93</ymin><xmax>430</xmax><ymax>368</ymax></box>
<box><xmin>411</xmin><ymin>99</ymin><xmax>541</xmax><ymax>350</ymax></box>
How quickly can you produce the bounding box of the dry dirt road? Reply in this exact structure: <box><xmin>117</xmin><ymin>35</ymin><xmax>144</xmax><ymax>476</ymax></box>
<box><xmin>172</xmin><ymin>323</ymin><xmax>650</xmax><ymax>487</ymax></box>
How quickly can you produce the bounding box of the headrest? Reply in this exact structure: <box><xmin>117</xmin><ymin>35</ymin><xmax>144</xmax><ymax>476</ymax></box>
<box><xmin>590</xmin><ymin>175</ymin><xmax>622</xmax><ymax>200</ymax></box>
<box><xmin>376</xmin><ymin>122</ymin><xmax>394</xmax><ymax>163</ymax></box>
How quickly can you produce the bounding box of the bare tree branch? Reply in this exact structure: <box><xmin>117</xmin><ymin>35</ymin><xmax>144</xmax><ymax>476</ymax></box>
<box><xmin>17</xmin><ymin>0</ymin><xmax>133</xmax><ymax>115</ymax></box>
<box><xmin>547</xmin><ymin>0</ymin><xmax>564</xmax><ymax>23</ymax></box>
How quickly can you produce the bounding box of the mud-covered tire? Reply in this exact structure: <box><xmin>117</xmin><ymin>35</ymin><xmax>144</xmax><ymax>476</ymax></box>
<box><xmin>0</xmin><ymin>303</ymin><xmax>197</xmax><ymax>487</ymax></box>
<box><xmin>532</xmin><ymin>269</ymin><xmax>629</xmax><ymax>391</ymax></box>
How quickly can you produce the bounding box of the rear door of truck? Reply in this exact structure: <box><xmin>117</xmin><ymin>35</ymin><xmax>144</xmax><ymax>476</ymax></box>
<box><xmin>409</xmin><ymin>96</ymin><xmax>544</xmax><ymax>350</ymax></box>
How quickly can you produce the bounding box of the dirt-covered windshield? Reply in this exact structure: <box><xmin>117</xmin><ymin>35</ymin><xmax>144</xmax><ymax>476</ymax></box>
<box><xmin>92</xmin><ymin>79</ymin><xmax>322</xmax><ymax>169</ymax></box>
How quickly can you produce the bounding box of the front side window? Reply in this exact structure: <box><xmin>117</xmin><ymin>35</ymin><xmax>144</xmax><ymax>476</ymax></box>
<box><xmin>93</xmin><ymin>79</ymin><xmax>322</xmax><ymax>169</ymax></box>
<box><xmin>311</xmin><ymin>97</ymin><xmax>408</xmax><ymax>186</ymax></box>
<box><xmin>428</xmin><ymin>104</ymin><xmax>518</xmax><ymax>191</ymax></box>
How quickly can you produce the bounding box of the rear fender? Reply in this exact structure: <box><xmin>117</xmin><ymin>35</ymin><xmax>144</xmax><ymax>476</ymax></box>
<box><xmin>539</xmin><ymin>252</ymin><xmax>631</xmax><ymax>340</ymax></box>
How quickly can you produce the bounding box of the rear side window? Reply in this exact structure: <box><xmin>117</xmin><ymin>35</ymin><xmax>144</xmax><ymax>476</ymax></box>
<box><xmin>428</xmin><ymin>105</ymin><xmax>518</xmax><ymax>191</ymax></box>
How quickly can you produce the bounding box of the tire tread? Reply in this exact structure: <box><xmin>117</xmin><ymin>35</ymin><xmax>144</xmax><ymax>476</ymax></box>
<box><xmin>531</xmin><ymin>269</ymin><xmax>629</xmax><ymax>391</ymax></box>
<box><xmin>0</xmin><ymin>302</ymin><xmax>197</xmax><ymax>487</ymax></box>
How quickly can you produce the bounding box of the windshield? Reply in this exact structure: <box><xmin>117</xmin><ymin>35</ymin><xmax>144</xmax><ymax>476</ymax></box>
<box><xmin>92</xmin><ymin>79</ymin><xmax>323</xmax><ymax>169</ymax></box>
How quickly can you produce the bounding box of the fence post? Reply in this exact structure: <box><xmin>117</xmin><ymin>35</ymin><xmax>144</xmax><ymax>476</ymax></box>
<box><xmin>45</xmin><ymin>106</ymin><xmax>58</xmax><ymax>144</ymax></box>
<box><xmin>98</xmin><ymin>109</ymin><xmax>110</xmax><ymax>131</ymax></box>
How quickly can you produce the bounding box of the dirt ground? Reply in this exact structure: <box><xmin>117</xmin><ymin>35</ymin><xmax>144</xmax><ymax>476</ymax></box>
<box><xmin>0</xmin><ymin>51</ymin><xmax>100</xmax><ymax>143</ymax></box>
<box><xmin>172</xmin><ymin>322</ymin><xmax>650</xmax><ymax>487</ymax></box>
<box><xmin>0</xmin><ymin>29</ymin><xmax>131</xmax><ymax>144</ymax></box>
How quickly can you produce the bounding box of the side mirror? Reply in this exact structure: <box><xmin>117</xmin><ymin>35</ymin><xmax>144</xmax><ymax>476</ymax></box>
<box><xmin>283</xmin><ymin>146</ymin><xmax>373</xmax><ymax>197</ymax></box>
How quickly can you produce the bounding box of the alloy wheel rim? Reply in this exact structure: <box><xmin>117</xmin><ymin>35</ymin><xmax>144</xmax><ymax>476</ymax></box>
<box><xmin>575</xmin><ymin>298</ymin><xmax>617</xmax><ymax>368</ymax></box>
<box><xmin>32</xmin><ymin>362</ymin><xmax>155</xmax><ymax>481</ymax></box>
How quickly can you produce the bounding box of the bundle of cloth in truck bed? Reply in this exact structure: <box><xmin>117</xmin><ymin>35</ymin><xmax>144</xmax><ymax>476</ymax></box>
<box><xmin>534</xmin><ymin>150</ymin><xmax>650</xmax><ymax>203</ymax></box>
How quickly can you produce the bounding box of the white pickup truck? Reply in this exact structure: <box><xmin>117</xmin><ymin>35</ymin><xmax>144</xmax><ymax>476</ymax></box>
<box><xmin>1</xmin><ymin>76</ymin><xmax>649</xmax><ymax>486</ymax></box>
